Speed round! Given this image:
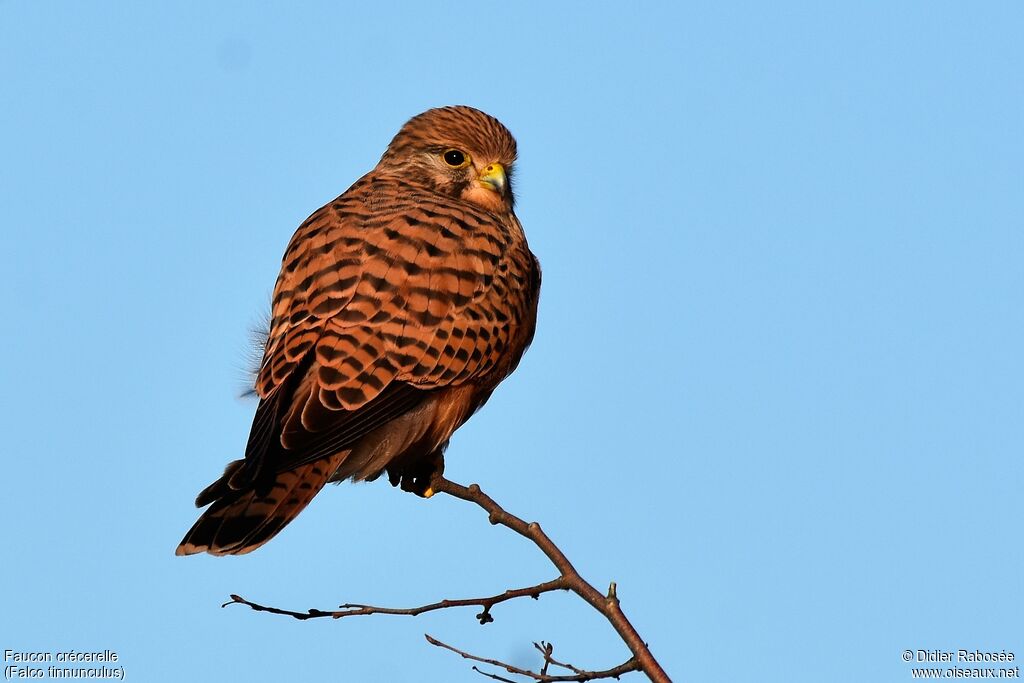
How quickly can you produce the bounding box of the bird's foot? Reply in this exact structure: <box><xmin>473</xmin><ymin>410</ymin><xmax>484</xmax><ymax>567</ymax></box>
<box><xmin>388</xmin><ymin>449</ymin><xmax>445</xmax><ymax>498</ymax></box>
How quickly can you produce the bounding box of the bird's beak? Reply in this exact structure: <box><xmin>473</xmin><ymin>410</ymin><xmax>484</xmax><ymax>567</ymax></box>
<box><xmin>477</xmin><ymin>163</ymin><xmax>507</xmax><ymax>194</ymax></box>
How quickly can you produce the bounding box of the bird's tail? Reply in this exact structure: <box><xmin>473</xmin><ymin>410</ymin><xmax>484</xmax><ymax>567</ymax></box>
<box><xmin>176</xmin><ymin>452</ymin><xmax>346</xmax><ymax>556</ymax></box>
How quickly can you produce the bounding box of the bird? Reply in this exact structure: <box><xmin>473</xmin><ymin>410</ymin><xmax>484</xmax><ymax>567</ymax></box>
<box><xmin>176</xmin><ymin>106</ymin><xmax>540</xmax><ymax>556</ymax></box>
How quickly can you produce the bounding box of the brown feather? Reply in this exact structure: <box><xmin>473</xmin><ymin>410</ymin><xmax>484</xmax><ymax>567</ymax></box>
<box><xmin>176</xmin><ymin>451</ymin><xmax>347</xmax><ymax>556</ymax></box>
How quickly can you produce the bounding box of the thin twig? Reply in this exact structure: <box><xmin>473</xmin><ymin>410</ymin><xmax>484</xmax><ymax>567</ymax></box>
<box><xmin>225</xmin><ymin>577</ymin><xmax>569</xmax><ymax>623</ymax></box>
<box><xmin>538</xmin><ymin>642</ymin><xmax>554</xmax><ymax>676</ymax></box>
<box><xmin>535</xmin><ymin>642</ymin><xmax>586</xmax><ymax>675</ymax></box>
<box><xmin>425</xmin><ymin>634</ymin><xmax>642</xmax><ymax>682</ymax></box>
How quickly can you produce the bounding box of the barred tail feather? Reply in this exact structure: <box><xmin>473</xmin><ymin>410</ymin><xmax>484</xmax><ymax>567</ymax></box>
<box><xmin>176</xmin><ymin>452</ymin><xmax>346</xmax><ymax>556</ymax></box>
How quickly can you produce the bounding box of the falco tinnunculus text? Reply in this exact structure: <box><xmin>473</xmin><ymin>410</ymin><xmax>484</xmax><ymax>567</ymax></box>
<box><xmin>177</xmin><ymin>106</ymin><xmax>540</xmax><ymax>556</ymax></box>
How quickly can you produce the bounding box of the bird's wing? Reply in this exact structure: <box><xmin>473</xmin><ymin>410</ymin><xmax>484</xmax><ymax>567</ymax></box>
<box><xmin>238</xmin><ymin>179</ymin><xmax>535</xmax><ymax>479</ymax></box>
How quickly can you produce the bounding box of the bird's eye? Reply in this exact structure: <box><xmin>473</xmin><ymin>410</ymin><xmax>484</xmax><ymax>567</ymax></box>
<box><xmin>443</xmin><ymin>149</ymin><xmax>470</xmax><ymax>168</ymax></box>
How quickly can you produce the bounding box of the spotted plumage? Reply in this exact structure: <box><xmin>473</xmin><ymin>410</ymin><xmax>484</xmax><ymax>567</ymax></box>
<box><xmin>177</xmin><ymin>106</ymin><xmax>540</xmax><ymax>556</ymax></box>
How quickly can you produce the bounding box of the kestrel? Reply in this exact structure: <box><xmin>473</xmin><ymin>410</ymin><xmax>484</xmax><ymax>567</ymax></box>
<box><xmin>177</xmin><ymin>106</ymin><xmax>540</xmax><ymax>556</ymax></box>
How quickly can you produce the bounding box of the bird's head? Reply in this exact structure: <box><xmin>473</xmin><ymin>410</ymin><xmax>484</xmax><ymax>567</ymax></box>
<box><xmin>378</xmin><ymin>106</ymin><xmax>518</xmax><ymax>214</ymax></box>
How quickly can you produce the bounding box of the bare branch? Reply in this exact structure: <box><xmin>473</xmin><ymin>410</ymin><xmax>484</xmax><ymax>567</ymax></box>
<box><xmin>427</xmin><ymin>476</ymin><xmax>672</xmax><ymax>683</ymax></box>
<box><xmin>425</xmin><ymin>634</ymin><xmax>642</xmax><ymax>682</ymax></box>
<box><xmin>225</xmin><ymin>475</ymin><xmax>672</xmax><ymax>682</ymax></box>
<box><xmin>225</xmin><ymin>577</ymin><xmax>569</xmax><ymax>623</ymax></box>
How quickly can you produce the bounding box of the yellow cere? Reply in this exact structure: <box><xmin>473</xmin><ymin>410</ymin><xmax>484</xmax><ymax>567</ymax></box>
<box><xmin>477</xmin><ymin>163</ymin><xmax>506</xmax><ymax>192</ymax></box>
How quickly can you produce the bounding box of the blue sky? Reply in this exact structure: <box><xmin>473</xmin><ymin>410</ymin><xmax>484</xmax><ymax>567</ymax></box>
<box><xmin>1</xmin><ymin>2</ymin><xmax>1021</xmax><ymax>681</ymax></box>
